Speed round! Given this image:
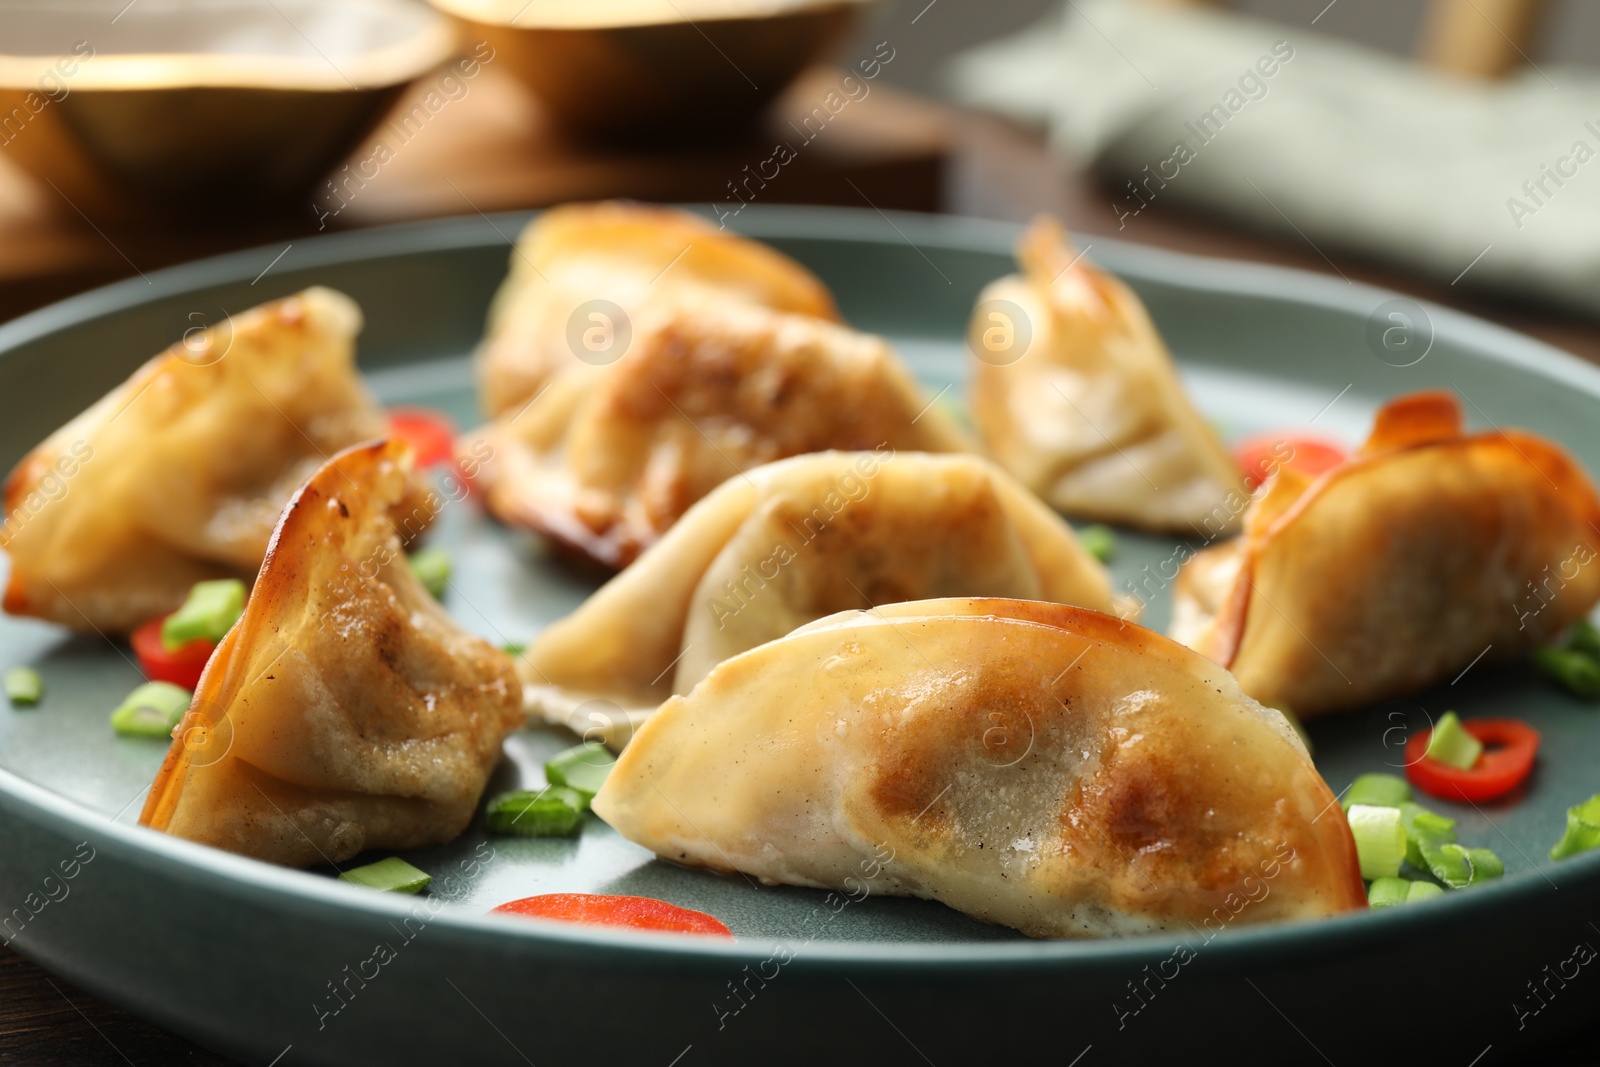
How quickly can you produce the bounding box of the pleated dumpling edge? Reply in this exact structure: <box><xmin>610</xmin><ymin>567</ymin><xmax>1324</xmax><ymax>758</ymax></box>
<box><xmin>593</xmin><ymin>597</ymin><xmax>1365</xmax><ymax>939</ymax></box>
<box><xmin>521</xmin><ymin>450</ymin><xmax>1131</xmax><ymax>748</ymax></box>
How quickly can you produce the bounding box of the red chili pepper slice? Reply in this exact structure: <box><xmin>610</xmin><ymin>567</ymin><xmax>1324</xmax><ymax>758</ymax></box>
<box><xmin>1404</xmin><ymin>717</ymin><xmax>1540</xmax><ymax>803</ymax></box>
<box><xmin>1232</xmin><ymin>432</ymin><xmax>1349</xmax><ymax>491</ymax></box>
<box><xmin>490</xmin><ymin>893</ymin><xmax>733</xmax><ymax>937</ymax></box>
<box><xmin>130</xmin><ymin>615</ymin><xmax>215</xmax><ymax>690</ymax></box>
<box><xmin>388</xmin><ymin>407</ymin><xmax>457</xmax><ymax>469</ymax></box>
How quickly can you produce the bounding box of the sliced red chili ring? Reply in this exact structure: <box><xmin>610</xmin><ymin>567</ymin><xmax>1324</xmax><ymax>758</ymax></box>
<box><xmin>1404</xmin><ymin>717</ymin><xmax>1540</xmax><ymax>803</ymax></box>
<box><xmin>388</xmin><ymin>407</ymin><xmax>457</xmax><ymax>469</ymax></box>
<box><xmin>490</xmin><ymin>893</ymin><xmax>733</xmax><ymax>937</ymax></box>
<box><xmin>130</xmin><ymin>615</ymin><xmax>214</xmax><ymax>691</ymax></box>
<box><xmin>1232</xmin><ymin>432</ymin><xmax>1349</xmax><ymax>491</ymax></box>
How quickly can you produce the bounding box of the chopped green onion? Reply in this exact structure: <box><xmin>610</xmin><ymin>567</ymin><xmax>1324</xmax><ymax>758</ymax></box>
<box><xmin>1343</xmin><ymin>773</ymin><xmax>1411</xmax><ymax>812</ymax></box>
<box><xmin>110</xmin><ymin>681</ymin><xmax>191</xmax><ymax>738</ymax></box>
<box><xmin>1424</xmin><ymin>711</ymin><xmax>1483</xmax><ymax>770</ymax></box>
<box><xmin>1347</xmin><ymin>804</ymin><xmax>1407</xmax><ymax>880</ymax></box>
<box><xmin>5</xmin><ymin>666</ymin><xmax>42</xmax><ymax>707</ymax></box>
<box><xmin>486</xmin><ymin>786</ymin><xmax>585</xmax><ymax>837</ymax></box>
<box><xmin>161</xmin><ymin>578</ymin><xmax>246</xmax><ymax>650</ymax></box>
<box><xmin>1367</xmin><ymin>876</ymin><xmax>1413</xmax><ymax>908</ymax></box>
<box><xmin>1406</xmin><ymin>880</ymin><xmax>1445</xmax><ymax>903</ymax></box>
<box><xmin>339</xmin><ymin>856</ymin><xmax>431</xmax><ymax>894</ymax></box>
<box><xmin>1549</xmin><ymin>793</ymin><xmax>1600</xmax><ymax>860</ymax></box>
<box><xmin>1355</xmin><ymin>796</ymin><xmax>1508</xmax><ymax>889</ymax></box>
<box><xmin>1400</xmin><ymin>802</ymin><xmax>1501</xmax><ymax>887</ymax></box>
<box><xmin>1428</xmin><ymin>844</ymin><xmax>1471</xmax><ymax>887</ymax></box>
<box><xmin>1400</xmin><ymin>802</ymin><xmax>1458</xmax><ymax>871</ymax></box>
<box><xmin>502</xmin><ymin>643</ymin><xmax>526</xmax><ymax>658</ymax></box>
<box><xmin>1566</xmin><ymin>619</ymin><xmax>1600</xmax><ymax>660</ymax></box>
<box><xmin>1533</xmin><ymin>646</ymin><xmax>1600</xmax><ymax>699</ymax></box>
<box><xmin>1466</xmin><ymin>847</ymin><xmax>1504</xmax><ymax>882</ymax></box>
<box><xmin>1400</xmin><ymin>802</ymin><xmax>1457</xmax><ymax>837</ymax></box>
<box><xmin>1432</xmin><ymin>843</ymin><xmax>1504</xmax><ymax>888</ymax></box>
<box><xmin>544</xmin><ymin>742</ymin><xmax>616</xmax><ymax>804</ymax></box>
<box><xmin>1370</xmin><ymin>876</ymin><xmax>1448</xmax><ymax>908</ymax></box>
<box><xmin>409</xmin><ymin>547</ymin><xmax>451</xmax><ymax>599</ymax></box>
<box><xmin>1077</xmin><ymin>524</ymin><xmax>1117</xmax><ymax>564</ymax></box>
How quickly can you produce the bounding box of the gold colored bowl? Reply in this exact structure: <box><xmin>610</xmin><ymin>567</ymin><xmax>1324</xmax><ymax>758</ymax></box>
<box><xmin>0</xmin><ymin>0</ymin><xmax>458</xmax><ymax>220</ymax></box>
<box><xmin>427</xmin><ymin>0</ymin><xmax>872</xmax><ymax>145</ymax></box>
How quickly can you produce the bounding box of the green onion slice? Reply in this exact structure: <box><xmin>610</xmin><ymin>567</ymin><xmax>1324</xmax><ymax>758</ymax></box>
<box><xmin>1343</xmin><ymin>773</ymin><xmax>1411</xmax><ymax>812</ymax></box>
<box><xmin>1433</xmin><ymin>843</ymin><xmax>1504</xmax><ymax>888</ymax></box>
<box><xmin>1406</xmin><ymin>880</ymin><xmax>1444</xmax><ymax>903</ymax></box>
<box><xmin>5</xmin><ymin>666</ymin><xmax>42</xmax><ymax>707</ymax></box>
<box><xmin>1399</xmin><ymin>802</ymin><xmax>1458</xmax><ymax>871</ymax></box>
<box><xmin>1550</xmin><ymin>793</ymin><xmax>1600</xmax><ymax>861</ymax></box>
<box><xmin>339</xmin><ymin>856</ymin><xmax>431</xmax><ymax>894</ymax></box>
<box><xmin>161</xmin><ymin>579</ymin><xmax>246</xmax><ymax>650</ymax></box>
<box><xmin>486</xmin><ymin>786</ymin><xmax>585</xmax><ymax>838</ymax></box>
<box><xmin>110</xmin><ymin>681</ymin><xmax>191</xmax><ymax>738</ymax></box>
<box><xmin>544</xmin><ymin>742</ymin><xmax>616</xmax><ymax>803</ymax></box>
<box><xmin>1533</xmin><ymin>646</ymin><xmax>1600</xmax><ymax>699</ymax></box>
<box><xmin>1077</xmin><ymin>524</ymin><xmax>1117</xmax><ymax>564</ymax></box>
<box><xmin>501</xmin><ymin>643</ymin><xmax>527</xmax><ymax>658</ymax></box>
<box><xmin>1464</xmin><ymin>847</ymin><xmax>1505</xmax><ymax>883</ymax></box>
<box><xmin>1347</xmin><ymin>804</ymin><xmax>1407</xmax><ymax>880</ymax></box>
<box><xmin>408</xmin><ymin>547</ymin><xmax>451</xmax><ymax>599</ymax></box>
<box><xmin>1369</xmin><ymin>876</ymin><xmax>1447</xmax><ymax>907</ymax></box>
<box><xmin>1424</xmin><ymin>711</ymin><xmax>1483</xmax><ymax>770</ymax></box>
<box><xmin>1367</xmin><ymin>876</ymin><xmax>1412</xmax><ymax>907</ymax></box>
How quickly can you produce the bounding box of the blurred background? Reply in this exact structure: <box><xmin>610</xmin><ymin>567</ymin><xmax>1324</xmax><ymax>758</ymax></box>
<box><xmin>862</xmin><ymin>0</ymin><xmax>1600</xmax><ymax>92</ymax></box>
<box><xmin>4</xmin><ymin>0</ymin><xmax>1600</xmax><ymax>362</ymax></box>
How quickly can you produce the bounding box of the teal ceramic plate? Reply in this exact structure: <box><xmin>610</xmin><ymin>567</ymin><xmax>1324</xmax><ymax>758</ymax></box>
<box><xmin>1</xmin><ymin>208</ymin><xmax>1597</xmax><ymax>1066</ymax></box>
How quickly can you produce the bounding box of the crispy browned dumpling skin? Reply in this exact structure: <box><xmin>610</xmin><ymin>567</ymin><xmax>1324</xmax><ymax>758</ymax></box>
<box><xmin>478</xmin><ymin>201</ymin><xmax>839</xmax><ymax>417</ymax></box>
<box><xmin>970</xmin><ymin>217</ymin><xmax>1241</xmax><ymax>534</ymax></box>
<box><xmin>140</xmin><ymin>439</ymin><xmax>521</xmax><ymax>868</ymax></box>
<box><xmin>594</xmin><ymin>598</ymin><xmax>1365</xmax><ymax>939</ymax></box>
<box><xmin>1172</xmin><ymin>390</ymin><xmax>1600</xmax><ymax>718</ymax></box>
<box><xmin>468</xmin><ymin>302</ymin><xmax>972</xmax><ymax>569</ymax></box>
<box><xmin>0</xmin><ymin>288</ymin><xmax>432</xmax><ymax>633</ymax></box>
<box><xmin>522</xmin><ymin>451</ymin><xmax>1125</xmax><ymax>746</ymax></box>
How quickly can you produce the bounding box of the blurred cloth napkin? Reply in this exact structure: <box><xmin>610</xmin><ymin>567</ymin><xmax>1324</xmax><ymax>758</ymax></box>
<box><xmin>951</xmin><ymin>0</ymin><xmax>1600</xmax><ymax>316</ymax></box>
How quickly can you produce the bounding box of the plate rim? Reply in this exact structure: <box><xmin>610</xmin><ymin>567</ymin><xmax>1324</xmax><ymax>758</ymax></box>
<box><xmin>4</xmin><ymin>203</ymin><xmax>1599</xmax><ymax>970</ymax></box>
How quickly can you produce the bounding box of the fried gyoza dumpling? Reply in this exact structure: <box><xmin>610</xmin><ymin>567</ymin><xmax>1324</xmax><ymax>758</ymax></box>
<box><xmin>468</xmin><ymin>302</ymin><xmax>973</xmax><ymax>569</ymax></box>
<box><xmin>524</xmin><ymin>451</ymin><xmax>1124</xmax><ymax>746</ymax></box>
<box><xmin>478</xmin><ymin>201</ymin><xmax>839</xmax><ymax>417</ymax></box>
<box><xmin>0</xmin><ymin>287</ymin><xmax>432</xmax><ymax>634</ymax></box>
<box><xmin>593</xmin><ymin>598</ymin><xmax>1365</xmax><ymax>938</ymax></box>
<box><xmin>140</xmin><ymin>439</ymin><xmax>521</xmax><ymax>868</ymax></box>
<box><xmin>969</xmin><ymin>217</ymin><xmax>1241</xmax><ymax>535</ymax></box>
<box><xmin>1171</xmin><ymin>391</ymin><xmax>1600</xmax><ymax>718</ymax></box>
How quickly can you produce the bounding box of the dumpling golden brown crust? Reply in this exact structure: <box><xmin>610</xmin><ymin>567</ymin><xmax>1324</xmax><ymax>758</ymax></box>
<box><xmin>970</xmin><ymin>216</ymin><xmax>1241</xmax><ymax>534</ymax></box>
<box><xmin>478</xmin><ymin>200</ymin><xmax>839</xmax><ymax>417</ymax></box>
<box><xmin>523</xmin><ymin>451</ymin><xmax>1125</xmax><ymax>746</ymax></box>
<box><xmin>1171</xmin><ymin>390</ymin><xmax>1600</xmax><ymax>718</ymax></box>
<box><xmin>467</xmin><ymin>302</ymin><xmax>972</xmax><ymax>569</ymax></box>
<box><xmin>593</xmin><ymin>597</ymin><xmax>1365</xmax><ymax>939</ymax></box>
<box><xmin>0</xmin><ymin>287</ymin><xmax>431</xmax><ymax>634</ymax></box>
<box><xmin>140</xmin><ymin>439</ymin><xmax>521</xmax><ymax>869</ymax></box>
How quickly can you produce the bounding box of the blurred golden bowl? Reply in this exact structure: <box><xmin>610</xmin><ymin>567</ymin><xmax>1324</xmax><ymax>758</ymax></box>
<box><xmin>427</xmin><ymin>0</ymin><xmax>872</xmax><ymax>145</ymax></box>
<box><xmin>0</xmin><ymin>0</ymin><xmax>458</xmax><ymax>220</ymax></box>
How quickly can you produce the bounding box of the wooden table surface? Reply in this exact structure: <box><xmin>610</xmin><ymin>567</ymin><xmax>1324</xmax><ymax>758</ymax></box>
<box><xmin>6</xmin><ymin>62</ymin><xmax>1600</xmax><ymax>1067</ymax></box>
